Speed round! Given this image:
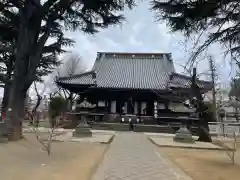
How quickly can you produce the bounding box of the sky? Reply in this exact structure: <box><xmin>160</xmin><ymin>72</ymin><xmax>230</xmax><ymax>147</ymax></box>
<box><xmin>62</xmin><ymin>1</ymin><xmax>232</xmax><ymax>83</ymax></box>
<box><xmin>2</xmin><ymin>0</ymin><xmax>234</xmax><ymax>99</ymax></box>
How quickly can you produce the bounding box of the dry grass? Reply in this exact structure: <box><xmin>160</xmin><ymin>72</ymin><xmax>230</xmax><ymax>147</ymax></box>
<box><xmin>158</xmin><ymin>142</ymin><xmax>240</xmax><ymax>180</ymax></box>
<box><xmin>0</xmin><ymin>134</ymin><xmax>108</xmax><ymax>180</ymax></box>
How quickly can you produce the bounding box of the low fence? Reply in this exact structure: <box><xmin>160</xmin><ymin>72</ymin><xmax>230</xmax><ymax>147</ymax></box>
<box><xmin>90</xmin><ymin>121</ymin><xmax>240</xmax><ymax>135</ymax></box>
<box><xmin>90</xmin><ymin>122</ymin><xmax>175</xmax><ymax>133</ymax></box>
<box><xmin>212</xmin><ymin>132</ymin><xmax>238</xmax><ymax>164</ymax></box>
<box><xmin>209</xmin><ymin>122</ymin><xmax>240</xmax><ymax>136</ymax></box>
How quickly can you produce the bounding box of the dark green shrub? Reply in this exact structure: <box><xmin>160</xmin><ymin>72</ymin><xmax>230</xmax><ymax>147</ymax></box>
<box><xmin>48</xmin><ymin>96</ymin><xmax>67</xmax><ymax>128</ymax></box>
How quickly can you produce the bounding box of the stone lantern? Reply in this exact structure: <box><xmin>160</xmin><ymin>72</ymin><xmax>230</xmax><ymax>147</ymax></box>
<box><xmin>173</xmin><ymin>124</ymin><xmax>195</xmax><ymax>143</ymax></box>
<box><xmin>73</xmin><ymin>98</ymin><xmax>96</xmax><ymax>138</ymax></box>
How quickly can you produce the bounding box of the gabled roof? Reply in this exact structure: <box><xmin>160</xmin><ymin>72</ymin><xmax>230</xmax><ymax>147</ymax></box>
<box><xmin>57</xmin><ymin>52</ymin><xmax>175</xmax><ymax>90</ymax></box>
<box><xmin>57</xmin><ymin>52</ymin><xmax>212</xmax><ymax>91</ymax></box>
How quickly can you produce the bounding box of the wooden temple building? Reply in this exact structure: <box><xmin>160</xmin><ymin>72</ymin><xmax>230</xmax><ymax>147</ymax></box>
<box><xmin>57</xmin><ymin>52</ymin><xmax>212</xmax><ymax>124</ymax></box>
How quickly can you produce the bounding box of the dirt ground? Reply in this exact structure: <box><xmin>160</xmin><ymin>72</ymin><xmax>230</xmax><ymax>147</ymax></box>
<box><xmin>0</xmin><ymin>134</ymin><xmax>108</xmax><ymax>180</ymax></box>
<box><xmin>158</xmin><ymin>142</ymin><xmax>240</xmax><ymax>180</ymax></box>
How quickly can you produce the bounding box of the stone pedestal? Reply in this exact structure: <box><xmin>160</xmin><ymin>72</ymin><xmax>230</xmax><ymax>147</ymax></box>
<box><xmin>173</xmin><ymin>126</ymin><xmax>195</xmax><ymax>143</ymax></box>
<box><xmin>73</xmin><ymin>123</ymin><xmax>92</xmax><ymax>138</ymax></box>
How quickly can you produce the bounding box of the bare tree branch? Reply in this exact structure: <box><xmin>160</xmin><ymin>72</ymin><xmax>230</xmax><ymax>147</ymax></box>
<box><xmin>49</xmin><ymin>52</ymin><xmax>87</xmax><ymax>102</ymax></box>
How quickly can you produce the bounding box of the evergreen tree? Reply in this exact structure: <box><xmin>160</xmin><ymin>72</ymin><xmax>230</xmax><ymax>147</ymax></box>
<box><xmin>48</xmin><ymin>96</ymin><xmax>67</xmax><ymax>128</ymax></box>
<box><xmin>151</xmin><ymin>0</ymin><xmax>240</xmax><ymax>62</ymax></box>
<box><xmin>0</xmin><ymin>4</ymin><xmax>73</xmax><ymax>114</ymax></box>
<box><xmin>1</xmin><ymin>0</ymin><xmax>135</xmax><ymax>140</ymax></box>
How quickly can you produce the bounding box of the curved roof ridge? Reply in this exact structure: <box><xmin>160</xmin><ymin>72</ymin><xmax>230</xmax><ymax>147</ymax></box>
<box><xmin>97</xmin><ymin>52</ymin><xmax>171</xmax><ymax>55</ymax></box>
<box><xmin>96</xmin><ymin>52</ymin><xmax>172</xmax><ymax>60</ymax></box>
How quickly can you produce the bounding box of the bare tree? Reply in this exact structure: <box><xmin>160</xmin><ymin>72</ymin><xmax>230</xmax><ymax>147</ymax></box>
<box><xmin>208</xmin><ymin>56</ymin><xmax>218</xmax><ymax>122</ymax></box>
<box><xmin>28</xmin><ymin>82</ymin><xmax>46</xmax><ymax>126</ymax></box>
<box><xmin>58</xmin><ymin>53</ymin><xmax>87</xmax><ymax>77</ymax></box>
<box><xmin>26</xmin><ymin>81</ymin><xmax>66</xmax><ymax>156</ymax></box>
<box><xmin>52</xmin><ymin>53</ymin><xmax>87</xmax><ymax>110</ymax></box>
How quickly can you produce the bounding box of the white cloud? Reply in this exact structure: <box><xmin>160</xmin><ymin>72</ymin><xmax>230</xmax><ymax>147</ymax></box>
<box><xmin>4</xmin><ymin>0</ymin><xmax>233</xmax><ymax>99</ymax></box>
<box><xmin>63</xmin><ymin>0</ymin><xmax>230</xmax><ymax>84</ymax></box>
<box><xmin>129</xmin><ymin>36</ymin><xmax>143</xmax><ymax>47</ymax></box>
<box><xmin>132</xmin><ymin>21</ymin><xmax>144</xmax><ymax>35</ymax></box>
<box><xmin>102</xmin><ymin>38</ymin><xmax>119</xmax><ymax>48</ymax></box>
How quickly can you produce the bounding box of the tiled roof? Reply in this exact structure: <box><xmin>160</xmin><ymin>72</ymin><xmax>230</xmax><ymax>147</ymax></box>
<box><xmin>58</xmin><ymin>52</ymin><xmax>175</xmax><ymax>90</ymax></box>
<box><xmin>57</xmin><ymin>71</ymin><xmax>96</xmax><ymax>85</ymax></box>
<box><xmin>57</xmin><ymin>52</ymin><xmax>212</xmax><ymax>90</ymax></box>
<box><xmin>168</xmin><ymin>73</ymin><xmax>212</xmax><ymax>89</ymax></box>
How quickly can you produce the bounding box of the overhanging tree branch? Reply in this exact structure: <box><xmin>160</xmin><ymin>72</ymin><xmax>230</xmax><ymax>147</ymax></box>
<box><xmin>151</xmin><ymin>0</ymin><xmax>240</xmax><ymax>64</ymax></box>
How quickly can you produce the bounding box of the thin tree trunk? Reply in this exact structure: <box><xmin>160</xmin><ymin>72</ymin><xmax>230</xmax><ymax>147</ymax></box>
<box><xmin>32</xmin><ymin>82</ymin><xmax>42</xmax><ymax>126</ymax></box>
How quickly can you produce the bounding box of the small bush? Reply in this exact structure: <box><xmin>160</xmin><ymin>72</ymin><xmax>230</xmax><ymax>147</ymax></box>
<box><xmin>48</xmin><ymin>96</ymin><xmax>67</xmax><ymax>127</ymax></box>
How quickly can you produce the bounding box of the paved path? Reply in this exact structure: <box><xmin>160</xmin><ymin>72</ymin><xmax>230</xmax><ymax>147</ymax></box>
<box><xmin>92</xmin><ymin>132</ymin><xmax>191</xmax><ymax>180</ymax></box>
